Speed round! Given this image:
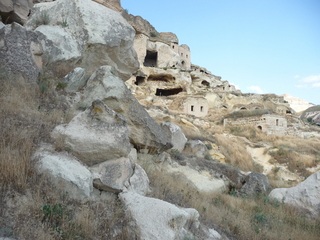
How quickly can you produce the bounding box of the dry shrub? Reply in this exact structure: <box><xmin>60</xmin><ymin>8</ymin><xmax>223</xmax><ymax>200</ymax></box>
<box><xmin>214</xmin><ymin>134</ymin><xmax>255</xmax><ymax>172</ymax></box>
<box><xmin>139</xmin><ymin>155</ymin><xmax>320</xmax><ymax>240</ymax></box>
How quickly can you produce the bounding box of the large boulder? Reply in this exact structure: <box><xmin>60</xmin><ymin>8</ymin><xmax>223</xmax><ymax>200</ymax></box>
<box><xmin>269</xmin><ymin>171</ymin><xmax>320</xmax><ymax>217</ymax></box>
<box><xmin>239</xmin><ymin>172</ymin><xmax>272</xmax><ymax>196</ymax></box>
<box><xmin>119</xmin><ymin>191</ymin><xmax>202</xmax><ymax>240</ymax></box>
<box><xmin>161</xmin><ymin>122</ymin><xmax>187</xmax><ymax>151</ymax></box>
<box><xmin>0</xmin><ymin>0</ymin><xmax>33</xmax><ymax>25</ymax></box>
<box><xmin>52</xmin><ymin>100</ymin><xmax>131</xmax><ymax>166</ymax></box>
<box><xmin>127</xmin><ymin>163</ymin><xmax>150</xmax><ymax>196</ymax></box>
<box><xmin>83</xmin><ymin>66</ymin><xmax>173</xmax><ymax>152</ymax></box>
<box><xmin>0</xmin><ymin>23</ymin><xmax>41</xmax><ymax>82</ymax></box>
<box><xmin>91</xmin><ymin>157</ymin><xmax>133</xmax><ymax>193</ymax></box>
<box><xmin>26</xmin><ymin>0</ymin><xmax>139</xmax><ymax>79</ymax></box>
<box><xmin>35</xmin><ymin>145</ymin><xmax>93</xmax><ymax>197</ymax></box>
<box><xmin>183</xmin><ymin>140</ymin><xmax>207</xmax><ymax>158</ymax></box>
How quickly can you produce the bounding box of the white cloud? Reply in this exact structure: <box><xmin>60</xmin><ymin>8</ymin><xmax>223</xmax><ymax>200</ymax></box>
<box><xmin>247</xmin><ymin>86</ymin><xmax>264</xmax><ymax>94</ymax></box>
<box><xmin>293</xmin><ymin>75</ymin><xmax>300</xmax><ymax>79</ymax></box>
<box><xmin>302</xmin><ymin>74</ymin><xmax>320</xmax><ymax>83</ymax></box>
<box><xmin>295</xmin><ymin>84</ymin><xmax>308</xmax><ymax>88</ymax></box>
<box><xmin>312</xmin><ymin>82</ymin><xmax>320</xmax><ymax>88</ymax></box>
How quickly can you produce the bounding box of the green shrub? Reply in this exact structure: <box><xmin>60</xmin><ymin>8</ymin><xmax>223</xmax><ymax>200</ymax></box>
<box><xmin>150</xmin><ymin>32</ymin><xmax>157</xmax><ymax>37</ymax></box>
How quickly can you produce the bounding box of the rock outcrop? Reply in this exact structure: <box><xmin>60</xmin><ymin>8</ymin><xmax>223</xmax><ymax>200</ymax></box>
<box><xmin>282</xmin><ymin>94</ymin><xmax>314</xmax><ymax>113</ymax></box>
<box><xmin>269</xmin><ymin>171</ymin><xmax>320</xmax><ymax>217</ymax></box>
<box><xmin>161</xmin><ymin>122</ymin><xmax>187</xmax><ymax>151</ymax></box>
<box><xmin>239</xmin><ymin>172</ymin><xmax>272</xmax><ymax>196</ymax></box>
<box><xmin>183</xmin><ymin>140</ymin><xmax>208</xmax><ymax>158</ymax></box>
<box><xmin>26</xmin><ymin>0</ymin><xmax>139</xmax><ymax>79</ymax></box>
<box><xmin>83</xmin><ymin>66</ymin><xmax>173</xmax><ymax>152</ymax></box>
<box><xmin>119</xmin><ymin>191</ymin><xmax>205</xmax><ymax>240</ymax></box>
<box><xmin>52</xmin><ymin>100</ymin><xmax>131</xmax><ymax>166</ymax></box>
<box><xmin>35</xmin><ymin>145</ymin><xmax>93</xmax><ymax>197</ymax></box>
<box><xmin>0</xmin><ymin>23</ymin><xmax>41</xmax><ymax>82</ymax></box>
<box><xmin>91</xmin><ymin>157</ymin><xmax>133</xmax><ymax>193</ymax></box>
<box><xmin>301</xmin><ymin>105</ymin><xmax>320</xmax><ymax>126</ymax></box>
<box><xmin>122</xmin><ymin>11</ymin><xmax>158</xmax><ymax>38</ymax></box>
<box><xmin>0</xmin><ymin>0</ymin><xmax>33</xmax><ymax>25</ymax></box>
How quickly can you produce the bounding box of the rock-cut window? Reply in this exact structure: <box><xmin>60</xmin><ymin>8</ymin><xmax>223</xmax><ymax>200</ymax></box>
<box><xmin>191</xmin><ymin>105</ymin><xmax>194</xmax><ymax>112</ymax></box>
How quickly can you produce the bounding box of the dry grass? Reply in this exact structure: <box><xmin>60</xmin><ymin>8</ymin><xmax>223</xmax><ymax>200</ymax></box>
<box><xmin>0</xmin><ymin>76</ymin><xmax>137</xmax><ymax>239</ymax></box>
<box><xmin>267</xmin><ymin>135</ymin><xmax>320</xmax><ymax>177</ymax></box>
<box><xmin>214</xmin><ymin>134</ymin><xmax>258</xmax><ymax>172</ymax></box>
<box><xmin>139</xmin><ymin>156</ymin><xmax>320</xmax><ymax>240</ymax></box>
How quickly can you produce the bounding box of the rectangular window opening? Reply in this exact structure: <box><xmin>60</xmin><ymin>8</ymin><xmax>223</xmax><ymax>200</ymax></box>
<box><xmin>191</xmin><ymin>105</ymin><xmax>194</xmax><ymax>112</ymax></box>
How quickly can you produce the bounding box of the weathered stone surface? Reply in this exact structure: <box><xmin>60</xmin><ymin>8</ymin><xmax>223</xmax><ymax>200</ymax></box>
<box><xmin>83</xmin><ymin>66</ymin><xmax>173</xmax><ymax>152</ymax></box>
<box><xmin>269</xmin><ymin>171</ymin><xmax>320</xmax><ymax>217</ymax></box>
<box><xmin>62</xmin><ymin>67</ymin><xmax>87</xmax><ymax>93</ymax></box>
<box><xmin>161</xmin><ymin>122</ymin><xmax>187</xmax><ymax>151</ymax></box>
<box><xmin>183</xmin><ymin>140</ymin><xmax>207</xmax><ymax>158</ymax></box>
<box><xmin>239</xmin><ymin>172</ymin><xmax>272</xmax><ymax>196</ymax></box>
<box><xmin>26</xmin><ymin>0</ymin><xmax>139</xmax><ymax>79</ymax></box>
<box><xmin>159</xmin><ymin>32</ymin><xmax>178</xmax><ymax>43</ymax></box>
<box><xmin>0</xmin><ymin>23</ymin><xmax>40</xmax><ymax>82</ymax></box>
<box><xmin>120</xmin><ymin>191</ymin><xmax>201</xmax><ymax>240</ymax></box>
<box><xmin>52</xmin><ymin>100</ymin><xmax>131</xmax><ymax>166</ymax></box>
<box><xmin>127</xmin><ymin>164</ymin><xmax>150</xmax><ymax>196</ymax></box>
<box><xmin>91</xmin><ymin>157</ymin><xmax>133</xmax><ymax>192</ymax></box>
<box><xmin>122</xmin><ymin>11</ymin><xmax>158</xmax><ymax>37</ymax></box>
<box><xmin>0</xmin><ymin>0</ymin><xmax>33</xmax><ymax>25</ymax></box>
<box><xmin>282</xmin><ymin>94</ymin><xmax>314</xmax><ymax>113</ymax></box>
<box><xmin>92</xmin><ymin>0</ymin><xmax>122</xmax><ymax>12</ymax></box>
<box><xmin>35</xmin><ymin>145</ymin><xmax>93</xmax><ymax>197</ymax></box>
<box><xmin>147</xmin><ymin>40</ymin><xmax>180</xmax><ymax>68</ymax></box>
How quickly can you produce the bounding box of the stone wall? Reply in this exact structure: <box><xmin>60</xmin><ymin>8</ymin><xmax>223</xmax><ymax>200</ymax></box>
<box><xmin>224</xmin><ymin>114</ymin><xmax>288</xmax><ymax>136</ymax></box>
<box><xmin>178</xmin><ymin>44</ymin><xmax>191</xmax><ymax>70</ymax></box>
<box><xmin>183</xmin><ymin>97</ymin><xmax>208</xmax><ymax>117</ymax></box>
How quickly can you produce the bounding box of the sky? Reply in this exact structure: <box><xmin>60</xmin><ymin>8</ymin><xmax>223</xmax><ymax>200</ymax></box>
<box><xmin>121</xmin><ymin>0</ymin><xmax>320</xmax><ymax>105</ymax></box>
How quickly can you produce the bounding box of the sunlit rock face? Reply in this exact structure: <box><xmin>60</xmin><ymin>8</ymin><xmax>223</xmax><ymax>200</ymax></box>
<box><xmin>26</xmin><ymin>0</ymin><xmax>139</xmax><ymax>79</ymax></box>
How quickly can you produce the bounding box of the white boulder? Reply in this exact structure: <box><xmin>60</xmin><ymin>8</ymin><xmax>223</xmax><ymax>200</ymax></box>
<box><xmin>269</xmin><ymin>171</ymin><xmax>320</xmax><ymax>217</ymax></box>
<box><xmin>161</xmin><ymin>122</ymin><xmax>187</xmax><ymax>151</ymax></box>
<box><xmin>35</xmin><ymin>146</ymin><xmax>93</xmax><ymax>197</ymax></box>
<box><xmin>26</xmin><ymin>0</ymin><xmax>139</xmax><ymax>79</ymax></box>
<box><xmin>52</xmin><ymin>100</ymin><xmax>131</xmax><ymax>166</ymax></box>
<box><xmin>119</xmin><ymin>191</ymin><xmax>201</xmax><ymax>240</ymax></box>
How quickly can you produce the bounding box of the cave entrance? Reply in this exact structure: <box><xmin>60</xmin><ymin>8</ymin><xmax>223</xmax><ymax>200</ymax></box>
<box><xmin>257</xmin><ymin>126</ymin><xmax>262</xmax><ymax>131</ymax></box>
<box><xmin>201</xmin><ymin>80</ymin><xmax>210</xmax><ymax>86</ymax></box>
<box><xmin>135</xmin><ymin>76</ymin><xmax>145</xmax><ymax>85</ymax></box>
<box><xmin>156</xmin><ymin>87</ymin><xmax>183</xmax><ymax>96</ymax></box>
<box><xmin>143</xmin><ymin>50</ymin><xmax>158</xmax><ymax>67</ymax></box>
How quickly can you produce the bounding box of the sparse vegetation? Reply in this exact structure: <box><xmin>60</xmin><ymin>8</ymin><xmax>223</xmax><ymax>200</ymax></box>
<box><xmin>150</xmin><ymin>32</ymin><xmax>157</xmax><ymax>37</ymax></box>
<box><xmin>35</xmin><ymin>11</ymin><xmax>50</xmax><ymax>26</ymax></box>
<box><xmin>139</xmin><ymin>156</ymin><xmax>320</xmax><ymax>240</ymax></box>
<box><xmin>0</xmin><ymin>76</ymin><xmax>137</xmax><ymax>239</ymax></box>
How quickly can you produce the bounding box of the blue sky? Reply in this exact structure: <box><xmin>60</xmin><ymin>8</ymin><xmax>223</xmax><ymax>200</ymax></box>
<box><xmin>121</xmin><ymin>0</ymin><xmax>320</xmax><ymax>105</ymax></box>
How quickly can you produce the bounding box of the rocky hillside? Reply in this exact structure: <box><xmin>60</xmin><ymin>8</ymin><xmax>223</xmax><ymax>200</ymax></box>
<box><xmin>301</xmin><ymin>105</ymin><xmax>320</xmax><ymax>126</ymax></box>
<box><xmin>1</xmin><ymin>1</ymin><xmax>320</xmax><ymax>240</ymax></box>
